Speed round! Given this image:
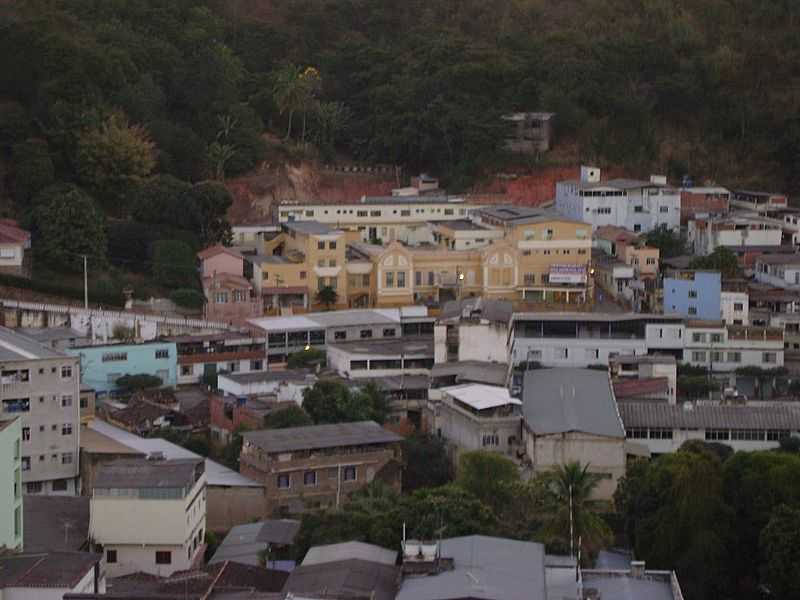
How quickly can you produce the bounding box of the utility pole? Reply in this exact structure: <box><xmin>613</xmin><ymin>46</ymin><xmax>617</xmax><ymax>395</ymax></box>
<box><xmin>82</xmin><ymin>255</ymin><xmax>88</xmax><ymax>310</ymax></box>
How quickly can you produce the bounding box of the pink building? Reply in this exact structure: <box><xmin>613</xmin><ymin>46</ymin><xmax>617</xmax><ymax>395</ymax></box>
<box><xmin>198</xmin><ymin>245</ymin><xmax>262</xmax><ymax>323</ymax></box>
<box><xmin>198</xmin><ymin>245</ymin><xmax>245</xmax><ymax>278</ymax></box>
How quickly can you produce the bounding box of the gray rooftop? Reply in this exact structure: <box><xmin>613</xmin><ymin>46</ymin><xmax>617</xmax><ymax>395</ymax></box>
<box><xmin>360</xmin><ymin>195</ymin><xmax>464</xmax><ymax>205</ymax></box>
<box><xmin>431</xmin><ymin>361</ymin><xmax>509</xmax><ymax>387</ymax></box>
<box><xmin>512</xmin><ymin>312</ymin><xmax>683</xmax><ymax>323</ymax></box>
<box><xmin>283</xmin><ymin>221</ymin><xmax>338</xmax><ymax>235</ymax></box>
<box><xmin>93</xmin><ymin>457</ymin><xmax>204</xmax><ymax>490</ymax></box>
<box><xmin>210</xmin><ymin>520</ymin><xmax>301</xmax><ymax>566</ymax></box>
<box><xmin>302</xmin><ymin>541</ymin><xmax>398</xmax><ymax>567</ymax></box>
<box><xmin>282</xmin><ymin>559</ymin><xmax>400</xmax><ymax>600</ymax></box>
<box><xmin>0</xmin><ymin>552</ymin><xmax>101</xmax><ymax>589</ymax></box>
<box><xmin>310</xmin><ymin>309</ymin><xmax>399</xmax><ymax>328</ymax></box>
<box><xmin>243</xmin><ymin>421</ymin><xmax>402</xmax><ymax>454</ymax></box>
<box><xmin>220</xmin><ymin>369</ymin><xmax>315</xmax><ymax>385</ymax></box>
<box><xmin>523</xmin><ymin>369</ymin><xmax>625</xmax><ymax>438</ymax></box>
<box><xmin>618</xmin><ymin>402</ymin><xmax>800</xmax><ymax>430</ymax></box>
<box><xmin>397</xmin><ymin>535</ymin><xmax>547</xmax><ymax>600</ymax></box>
<box><xmin>433</xmin><ymin>219</ymin><xmax>492</xmax><ymax>231</ymax></box>
<box><xmin>476</xmin><ymin>204</ymin><xmax>577</xmax><ymax>225</ymax></box>
<box><xmin>611</xmin><ymin>354</ymin><xmax>677</xmax><ymax>365</ymax></box>
<box><xmin>582</xmin><ymin>570</ymin><xmax>676</xmax><ymax>600</ymax></box>
<box><xmin>18</xmin><ymin>327</ymin><xmax>84</xmax><ymax>344</ymax></box>
<box><xmin>23</xmin><ymin>496</ymin><xmax>89</xmax><ymax>553</ymax></box>
<box><xmin>439</xmin><ymin>297</ymin><xmax>513</xmax><ymax>325</ymax></box>
<box><xmin>0</xmin><ymin>327</ymin><xmax>68</xmax><ymax>360</ymax></box>
<box><xmin>564</xmin><ymin>178</ymin><xmax>675</xmax><ymax>192</ymax></box>
<box><xmin>246</xmin><ymin>254</ymin><xmax>294</xmax><ymax>265</ymax></box>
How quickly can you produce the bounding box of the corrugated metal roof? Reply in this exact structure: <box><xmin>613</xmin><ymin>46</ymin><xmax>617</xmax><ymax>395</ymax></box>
<box><xmin>302</xmin><ymin>541</ymin><xmax>397</xmax><ymax>567</ymax></box>
<box><xmin>523</xmin><ymin>369</ymin><xmax>625</xmax><ymax>438</ymax></box>
<box><xmin>442</xmin><ymin>384</ymin><xmax>520</xmax><ymax>410</ymax></box>
<box><xmin>618</xmin><ymin>402</ymin><xmax>800</xmax><ymax>430</ymax></box>
<box><xmin>243</xmin><ymin>421</ymin><xmax>402</xmax><ymax>454</ymax></box>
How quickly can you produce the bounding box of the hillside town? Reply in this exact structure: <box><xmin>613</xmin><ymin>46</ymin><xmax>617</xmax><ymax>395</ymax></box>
<box><xmin>0</xmin><ymin>163</ymin><xmax>799</xmax><ymax>599</ymax></box>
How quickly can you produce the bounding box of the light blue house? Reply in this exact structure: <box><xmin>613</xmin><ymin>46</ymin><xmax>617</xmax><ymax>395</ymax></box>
<box><xmin>66</xmin><ymin>341</ymin><xmax>178</xmax><ymax>397</ymax></box>
<box><xmin>663</xmin><ymin>270</ymin><xmax>721</xmax><ymax>321</ymax></box>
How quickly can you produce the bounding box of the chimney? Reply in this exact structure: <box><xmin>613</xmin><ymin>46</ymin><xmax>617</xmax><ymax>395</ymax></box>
<box><xmin>630</xmin><ymin>560</ymin><xmax>646</xmax><ymax>578</ymax></box>
<box><xmin>580</xmin><ymin>166</ymin><xmax>600</xmax><ymax>183</ymax></box>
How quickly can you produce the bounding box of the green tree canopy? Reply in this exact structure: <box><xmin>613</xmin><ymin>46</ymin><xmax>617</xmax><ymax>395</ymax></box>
<box><xmin>402</xmin><ymin>433</ymin><xmax>452</xmax><ymax>492</ymax></box>
<box><xmin>152</xmin><ymin>239</ymin><xmax>197</xmax><ymax>288</ymax></box>
<box><xmin>116</xmin><ymin>374</ymin><xmax>162</xmax><ymax>392</ymax></box>
<box><xmin>689</xmin><ymin>247</ymin><xmax>740</xmax><ymax>279</ymax></box>
<box><xmin>642</xmin><ymin>224</ymin><xmax>686</xmax><ymax>259</ymax></box>
<box><xmin>315</xmin><ymin>285</ymin><xmax>338</xmax><ymax>309</ymax></box>
<box><xmin>32</xmin><ymin>183</ymin><xmax>107</xmax><ymax>272</ymax></box>
<box><xmin>263</xmin><ymin>405</ymin><xmax>313</xmax><ymax>429</ymax></box>
<box><xmin>11</xmin><ymin>139</ymin><xmax>54</xmax><ymax>205</ymax></box>
<box><xmin>760</xmin><ymin>504</ymin><xmax>800</xmax><ymax>599</ymax></box>
<box><xmin>301</xmin><ymin>380</ymin><xmax>389</xmax><ymax>425</ymax></box>
<box><xmin>456</xmin><ymin>451</ymin><xmax>520</xmax><ymax>514</ymax></box>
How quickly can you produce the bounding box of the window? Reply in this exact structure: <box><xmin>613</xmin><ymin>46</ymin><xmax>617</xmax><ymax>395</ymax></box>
<box><xmin>731</xmin><ymin>429</ymin><xmax>764</xmax><ymax>441</ymax></box>
<box><xmin>415</xmin><ymin>271</ymin><xmax>422</xmax><ymax>286</ymax></box>
<box><xmin>633</xmin><ymin>224</ymin><xmax>642</xmax><ymax>232</ymax></box>
<box><xmin>102</xmin><ymin>352</ymin><xmax>128</xmax><ymax>363</ymax></box>
<box><xmin>343</xmin><ymin>466</ymin><xmax>357</xmax><ymax>481</ymax></box>
<box><xmin>214</xmin><ymin>292</ymin><xmax>228</xmax><ymax>304</ymax></box>
<box><xmin>350</xmin><ymin>360</ymin><xmax>368</xmax><ymax>370</ymax></box>
<box><xmin>646</xmin><ymin>257</ymin><xmax>656</xmax><ymax>265</ymax></box>
<box><xmin>21</xmin><ymin>457</ymin><xmax>30</xmax><ymax>471</ymax></box>
<box><xmin>62</xmin><ymin>452</ymin><xmax>73</xmax><ymax>465</ymax></box>
<box><xmin>317</xmin><ymin>241</ymin><xmax>325</xmax><ymax>250</ymax></box>
<box><xmin>155</xmin><ymin>349</ymin><xmax>169</xmax><ymax>359</ymax></box>
<box><xmin>710</xmin><ymin>351</ymin><xmax>723</xmax><ymax>362</ymax></box>
<box><xmin>648</xmin><ymin>428</ymin><xmax>673</xmax><ymax>440</ymax></box>
<box><xmin>329</xmin><ymin>241</ymin><xmax>337</xmax><ymax>250</ymax></box>
<box><xmin>52</xmin><ymin>479</ymin><xmax>68</xmax><ymax>492</ymax></box>
<box><xmin>383</xmin><ymin>328</ymin><xmax>396</xmax><ymax>337</ymax></box>
<box><xmin>688</xmin><ymin>307</ymin><xmax>697</xmax><ymax>315</ymax></box>
<box><xmin>767</xmin><ymin>430</ymin><xmax>790</xmax><ymax>441</ymax></box>
<box><xmin>481</xmin><ymin>434</ymin><xmax>499</xmax><ymax>446</ymax></box>
<box><xmin>61</xmin><ymin>365</ymin><xmax>72</xmax><ymax>378</ymax></box>
<box><xmin>634</xmin><ymin>206</ymin><xmax>644</xmax><ymax>213</ymax></box>
<box><xmin>360</xmin><ymin>329</ymin><xmax>373</xmax><ymax>339</ymax></box>
<box><xmin>62</xmin><ymin>424</ymin><xmax>72</xmax><ymax>436</ymax></box>
<box><xmin>19</xmin><ymin>427</ymin><xmax>30</xmax><ymax>442</ymax></box>
<box><xmin>107</xmin><ymin>550</ymin><xmax>118</xmax><ymax>564</ymax></box>
<box><xmin>659</xmin><ymin>206</ymin><xmax>669</xmax><ymax>213</ymax></box>
<box><xmin>763</xmin><ymin>352</ymin><xmax>777</xmax><ymax>364</ymax></box>
<box><xmin>250</xmin><ymin>360</ymin><xmax>263</xmax><ymax>371</ymax></box>
<box><xmin>733</xmin><ymin>303</ymin><xmax>744</xmax><ymax>311</ymax></box>
<box><xmin>556</xmin><ymin>348</ymin><xmax>569</xmax><ymax>359</ymax></box>
<box><xmin>585</xmin><ymin>348</ymin><xmax>600</xmax><ymax>360</ymax></box>
<box><xmin>357</xmin><ymin>210</ymin><xmax>368</xmax><ymax>217</ymax></box>
<box><xmin>277</xmin><ymin>474</ymin><xmax>290</xmax><ymax>489</ymax></box>
<box><xmin>397</xmin><ymin>271</ymin><xmax>406</xmax><ymax>288</ymax></box>
<box><xmin>705</xmin><ymin>429</ymin><xmax>730</xmax><ymax>441</ymax></box>
<box><xmin>385</xmin><ymin>271</ymin><xmax>394</xmax><ymax>288</ymax></box>
<box><xmin>692</xmin><ymin>333</ymin><xmax>706</xmax><ymax>343</ymax></box>
<box><xmin>626</xmin><ymin>427</ymin><xmax>648</xmax><ymax>439</ymax></box>
<box><xmin>727</xmin><ymin>352</ymin><xmax>741</xmax><ymax>363</ymax></box>
<box><xmin>305</xmin><ymin>210</ymin><xmax>314</xmax><ymax>217</ymax></box>
<box><xmin>692</xmin><ymin>351</ymin><xmax>707</xmax><ymax>362</ymax></box>
<box><xmin>334</xmin><ymin>331</ymin><xmax>347</xmax><ymax>341</ymax></box>
<box><xmin>304</xmin><ymin>471</ymin><xmax>317</xmax><ymax>486</ymax></box>
<box><xmin>596</xmin><ymin>207</ymin><xmax>612</xmax><ymax>214</ymax></box>
<box><xmin>711</xmin><ymin>334</ymin><xmax>722</xmax><ymax>343</ymax></box>
<box><xmin>688</xmin><ymin>290</ymin><xmax>698</xmax><ymax>298</ymax></box>
<box><xmin>26</xmin><ymin>482</ymin><xmax>42</xmax><ymax>494</ymax></box>
<box><xmin>61</xmin><ymin>395</ymin><xmax>72</xmax><ymax>408</ymax></box>
<box><xmin>401</xmin><ymin>210</ymin><xmax>411</xmax><ymax>217</ymax></box>
<box><xmin>427</xmin><ymin>271</ymin><xmax>435</xmax><ymax>286</ymax></box>
<box><xmin>181</xmin><ymin>365</ymin><xmax>193</xmax><ymax>376</ymax></box>
<box><xmin>444</xmin><ymin>208</ymin><xmax>454</xmax><ymax>216</ymax></box>
<box><xmin>370</xmin><ymin>210</ymin><xmax>381</xmax><ymax>217</ymax></box>
<box><xmin>524</xmin><ymin>273</ymin><xmax>535</xmax><ymax>286</ymax></box>
<box><xmin>329</xmin><ymin>259</ymin><xmax>337</xmax><ymax>267</ymax></box>
<box><xmin>155</xmin><ymin>551</ymin><xmax>172</xmax><ymax>565</ymax></box>
<box><xmin>300</xmin><ymin>271</ymin><xmax>307</xmax><ymax>280</ymax></box>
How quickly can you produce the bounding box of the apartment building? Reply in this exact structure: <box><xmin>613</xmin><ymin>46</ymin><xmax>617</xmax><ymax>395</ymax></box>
<box><xmin>663</xmin><ymin>270</ymin><xmax>722</xmax><ymax>320</ymax></box>
<box><xmin>509</xmin><ymin>312</ymin><xmax>684</xmax><ymax>369</ymax></box>
<box><xmin>687</xmin><ymin>216</ymin><xmax>783</xmax><ymax>255</ymax></box>
<box><xmin>431</xmin><ymin>219</ymin><xmax>504</xmax><ymax>250</ymax></box>
<box><xmin>730</xmin><ymin>189</ymin><xmax>788</xmax><ymax>213</ymax></box>
<box><xmin>326</xmin><ymin>337</ymin><xmax>435</xmax><ymax>379</ymax></box>
<box><xmin>434</xmin><ymin>297</ymin><xmax>513</xmax><ymax>364</ymax></box>
<box><xmin>277</xmin><ymin>196</ymin><xmax>482</xmax><ymax>246</ymax></box>
<box><xmin>166</xmin><ymin>332</ymin><xmax>266</xmax><ymax>385</ymax></box>
<box><xmin>502</xmin><ymin>111</ymin><xmax>556</xmax><ymax>153</ymax></box>
<box><xmin>620</xmin><ymin>402</ymin><xmax>800</xmax><ymax>455</ymax></box>
<box><xmin>250</xmin><ymin>221</ymin><xmax>348</xmax><ymax>310</ymax></box>
<box><xmin>90</xmin><ymin>457</ymin><xmax>207</xmax><ymax>577</ymax></box>
<box><xmin>66</xmin><ymin>341</ymin><xmax>177</xmax><ymax>397</ymax></box>
<box><xmin>239</xmin><ymin>421</ymin><xmax>402</xmax><ymax>515</ymax></box>
<box><xmin>555</xmin><ymin>166</ymin><xmax>680</xmax><ymax>233</ymax></box>
<box><xmin>0</xmin><ymin>328</ymin><xmax>81</xmax><ymax>495</ymax></box>
<box><xmin>433</xmin><ymin>384</ymin><xmax>522</xmax><ymax>457</ymax></box>
<box><xmin>250</xmin><ymin>306</ymin><xmax>431</xmax><ymax>367</ymax></box>
<box><xmin>682</xmin><ymin>321</ymin><xmax>783</xmax><ymax>372</ymax></box>
<box><xmin>721</xmin><ymin>287</ymin><xmax>749</xmax><ymax>325</ymax></box>
<box><xmin>0</xmin><ymin>418</ymin><xmax>22</xmax><ymax>550</ymax></box>
<box><xmin>679</xmin><ymin>186</ymin><xmax>730</xmax><ymax>224</ymax></box>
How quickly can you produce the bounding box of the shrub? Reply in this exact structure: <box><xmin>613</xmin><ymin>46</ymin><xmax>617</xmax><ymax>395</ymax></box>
<box><xmin>170</xmin><ymin>288</ymin><xmax>205</xmax><ymax>309</ymax></box>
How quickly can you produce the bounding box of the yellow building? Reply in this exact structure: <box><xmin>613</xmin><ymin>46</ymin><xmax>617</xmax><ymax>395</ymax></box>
<box><xmin>249</xmin><ymin>206</ymin><xmax>594</xmax><ymax>310</ymax></box>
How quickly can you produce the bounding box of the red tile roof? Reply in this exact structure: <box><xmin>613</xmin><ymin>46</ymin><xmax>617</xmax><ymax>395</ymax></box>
<box><xmin>197</xmin><ymin>245</ymin><xmax>243</xmax><ymax>261</ymax></box>
<box><xmin>202</xmin><ymin>273</ymin><xmax>253</xmax><ymax>290</ymax></box>
<box><xmin>613</xmin><ymin>377</ymin><xmax>669</xmax><ymax>399</ymax></box>
<box><xmin>0</xmin><ymin>219</ymin><xmax>30</xmax><ymax>245</ymax></box>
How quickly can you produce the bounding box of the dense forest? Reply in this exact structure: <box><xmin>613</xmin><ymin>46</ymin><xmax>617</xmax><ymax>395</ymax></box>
<box><xmin>0</xmin><ymin>0</ymin><xmax>798</xmax><ymax>284</ymax></box>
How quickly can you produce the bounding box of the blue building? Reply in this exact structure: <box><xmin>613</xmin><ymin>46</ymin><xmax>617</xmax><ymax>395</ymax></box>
<box><xmin>66</xmin><ymin>341</ymin><xmax>178</xmax><ymax>397</ymax></box>
<box><xmin>663</xmin><ymin>270</ymin><xmax>721</xmax><ymax>320</ymax></box>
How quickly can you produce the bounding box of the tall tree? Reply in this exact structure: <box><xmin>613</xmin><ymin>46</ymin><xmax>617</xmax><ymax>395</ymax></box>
<box><xmin>32</xmin><ymin>183</ymin><xmax>107</xmax><ymax>272</ymax></box>
<box><xmin>456</xmin><ymin>451</ymin><xmax>520</xmax><ymax>514</ymax></box>
<box><xmin>760</xmin><ymin>504</ymin><xmax>800</xmax><ymax>599</ymax></box>
<box><xmin>188</xmin><ymin>182</ymin><xmax>233</xmax><ymax>247</ymax></box>
<box><xmin>402</xmin><ymin>433</ymin><xmax>452</xmax><ymax>492</ymax></box>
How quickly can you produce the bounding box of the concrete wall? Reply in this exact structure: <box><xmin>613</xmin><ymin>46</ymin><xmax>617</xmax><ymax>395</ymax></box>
<box><xmin>511</xmin><ymin>337</ymin><xmax>648</xmax><ymax>368</ymax></box>
<box><xmin>435</xmin><ymin>401</ymin><xmax>521</xmax><ymax>457</ymax></box>
<box><xmin>0</xmin><ymin>418</ymin><xmax>22</xmax><ymax>550</ymax></box>
<box><xmin>720</xmin><ymin>291</ymin><xmax>749</xmax><ymax>325</ymax></box>
<box><xmin>663</xmin><ymin>272</ymin><xmax>721</xmax><ymax>320</ymax></box>
<box><xmin>206</xmin><ymin>485</ymin><xmax>267</xmax><ymax>533</ymax></box>
<box><xmin>202</xmin><ymin>252</ymin><xmax>243</xmax><ymax>279</ymax></box>
<box><xmin>104</xmin><ymin>542</ymin><xmax>200</xmax><ymax>578</ymax></box>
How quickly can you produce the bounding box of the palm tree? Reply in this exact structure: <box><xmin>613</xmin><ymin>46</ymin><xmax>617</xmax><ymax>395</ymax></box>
<box><xmin>540</xmin><ymin>462</ymin><xmax>612</xmax><ymax>561</ymax></box>
<box><xmin>272</xmin><ymin>63</ymin><xmax>307</xmax><ymax>140</ymax></box>
<box><xmin>315</xmin><ymin>285</ymin><xmax>338</xmax><ymax>310</ymax></box>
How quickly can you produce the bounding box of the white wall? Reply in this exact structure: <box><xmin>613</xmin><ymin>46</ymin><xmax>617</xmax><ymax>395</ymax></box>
<box><xmin>105</xmin><ymin>542</ymin><xmax>200</xmax><ymax>578</ymax></box>
<box><xmin>435</xmin><ymin>400</ymin><xmax>520</xmax><ymax>456</ymax></box>
<box><xmin>629</xmin><ymin>428</ymin><xmax>798</xmax><ymax>455</ymax></box>
<box><xmin>0</xmin><ymin>244</ymin><xmax>23</xmax><ymax>267</ymax></box>
<box><xmin>720</xmin><ymin>291</ymin><xmax>749</xmax><ymax>325</ymax></box>
<box><xmin>511</xmin><ymin>337</ymin><xmax>648</xmax><ymax>368</ymax></box>
<box><xmin>458</xmin><ymin>323</ymin><xmax>509</xmax><ymax>363</ymax></box>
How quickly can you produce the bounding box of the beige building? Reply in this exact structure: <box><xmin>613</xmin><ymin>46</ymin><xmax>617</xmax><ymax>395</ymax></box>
<box><xmin>240</xmin><ymin>422</ymin><xmax>402</xmax><ymax>515</ymax></box>
<box><xmin>90</xmin><ymin>457</ymin><xmax>207</xmax><ymax>577</ymax></box>
<box><xmin>522</xmin><ymin>368</ymin><xmax>627</xmax><ymax>501</ymax></box>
